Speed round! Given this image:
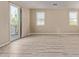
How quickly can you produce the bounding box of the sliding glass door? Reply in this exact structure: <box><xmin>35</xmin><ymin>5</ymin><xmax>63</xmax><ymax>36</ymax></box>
<box><xmin>10</xmin><ymin>3</ymin><xmax>21</xmax><ymax>41</ymax></box>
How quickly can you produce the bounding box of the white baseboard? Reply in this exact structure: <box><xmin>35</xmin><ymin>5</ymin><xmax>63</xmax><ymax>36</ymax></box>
<box><xmin>0</xmin><ymin>41</ymin><xmax>10</xmax><ymax>48</ymax></box>
<box><xmin>27</xmin><ymin>33</ymin><xmax>31</xmax><ymax>36</ymax></box>
<box><xmin>21</xmin><ymin>34</ymin><xmax>31</xmax><ymax>38</ymax></box>
<box><xmin>30</xmin><ymin>33</ymin><xmax>79</xmax><ymax>35</ymax></box>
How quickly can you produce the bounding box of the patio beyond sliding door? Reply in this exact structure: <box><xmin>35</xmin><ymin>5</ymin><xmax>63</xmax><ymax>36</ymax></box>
<box><xmin>10</xmin><ymin>3</ymin><xmax>21</xmax><ymax>41</ymax></box>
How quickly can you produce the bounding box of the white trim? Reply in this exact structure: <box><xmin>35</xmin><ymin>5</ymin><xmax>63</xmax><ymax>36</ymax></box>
<box><xmin>30</xmin><ymin>33</ymin><xmax>79</xmax><ymax>35</ymax></box>
<box><xmin>0</xmin><ymin>41</ymin><xmax>10</xmax><ymax>48</ymax></box>
<box><xmin>27</xmin><ymin>33</ymin><xmax>31</xmax><ymax>36</ymax></box>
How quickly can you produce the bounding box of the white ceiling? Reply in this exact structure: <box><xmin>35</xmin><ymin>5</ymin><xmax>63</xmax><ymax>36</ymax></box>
<box><xmin>13</xmin><ymin>1</ymin><xmax>79</xmax><ymax>9</ymax></box>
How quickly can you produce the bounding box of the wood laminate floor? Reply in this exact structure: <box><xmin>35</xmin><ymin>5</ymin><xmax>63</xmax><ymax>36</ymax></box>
<box><xmin>0</xmin><ymin>34</ymin><xmax>79</xmax><ymax>57</ymax></box>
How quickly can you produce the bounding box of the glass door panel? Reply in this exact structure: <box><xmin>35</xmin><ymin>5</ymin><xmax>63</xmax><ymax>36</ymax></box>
<box><xmin>10</xmin><ymin>3</ymin><xmax>21</xmax><ymax>41</ymax></box>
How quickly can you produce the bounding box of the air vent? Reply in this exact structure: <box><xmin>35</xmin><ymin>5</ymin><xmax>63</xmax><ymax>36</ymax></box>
<box><xmin>53</xmin><ymin>3</ymin><xmax>58</xmax><ymax>6</ymax></box>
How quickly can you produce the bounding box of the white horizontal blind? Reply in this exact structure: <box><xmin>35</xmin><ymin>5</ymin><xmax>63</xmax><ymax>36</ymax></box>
<box><xmin>36</xmin><ymin>12</ymin><xmax>45</xmax><ymax>26</ymax></box>
<box><xmin>69</xmin><ymin>10</ymin><xmax>78</xmax><ymax>26</ymax></box>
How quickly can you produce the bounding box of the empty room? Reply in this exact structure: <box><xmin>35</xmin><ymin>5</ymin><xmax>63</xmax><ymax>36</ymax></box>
<box><xmin>0</xmin><ymin>1</ymin><xmax>79</xmax><ymax>57</ymax></box>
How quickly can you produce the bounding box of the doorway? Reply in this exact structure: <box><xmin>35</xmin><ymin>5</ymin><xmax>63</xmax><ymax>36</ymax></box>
<box><xmin>10</xmin><ymin>3</ymin><xmax>21</xmax><ymax>41</ymax></box>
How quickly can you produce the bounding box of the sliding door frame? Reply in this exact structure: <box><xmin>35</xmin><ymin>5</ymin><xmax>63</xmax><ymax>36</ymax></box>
<box><xmin>9</xmin><ymin>2</ymin><xmax>22</xmax><ymax>41</ymax></box>
<box><xmin>20</xmin><ymin>8</ymin><xmax>22</xmax><ymax>38</ymax></box>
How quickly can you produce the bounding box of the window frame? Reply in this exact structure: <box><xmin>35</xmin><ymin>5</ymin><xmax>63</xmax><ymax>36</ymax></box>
<box><xmin>36</xmin><ymin>11</ymin><xmax>45</xmax><ymax>26</ymax></box>
<box><xmin>69</xmin><ymin>10</ymin><xmax>78</xmax><ymax>26</ymax></box>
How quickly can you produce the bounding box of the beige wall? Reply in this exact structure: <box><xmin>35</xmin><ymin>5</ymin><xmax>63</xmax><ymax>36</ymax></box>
<box><xmin>30</xmin><ymin>9</ymin><xmax>79</xmax><ymax>33</ymax></box>
<box><xmin>22</xmin><ymin>8</ymin><xmax>30</xmax><ymax>37</ymax></box>
<box><xmin>0</xmin><ymin>2</ymin><xmax>10</xmax><ymax>45</ymax></box>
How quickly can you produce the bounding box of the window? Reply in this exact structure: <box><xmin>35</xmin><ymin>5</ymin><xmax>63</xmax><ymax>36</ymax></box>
<box><xmin>36</xmin><ymin>12</ymin><xmax>45</xmax><ymax>26</ymax></box>
<box><xmin>69</xmin><ymin>10</ymin><xmax>78</xmax><ymax>26</ymax></box>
